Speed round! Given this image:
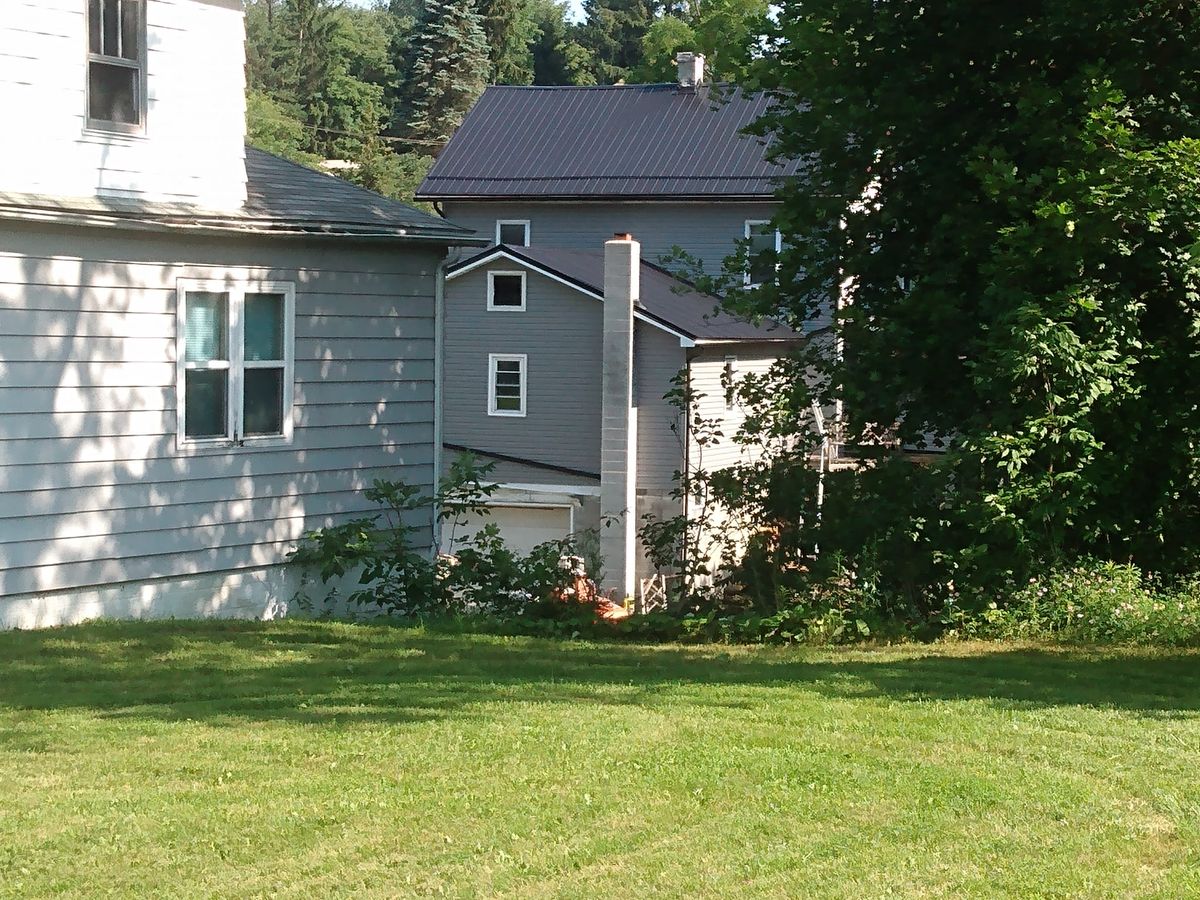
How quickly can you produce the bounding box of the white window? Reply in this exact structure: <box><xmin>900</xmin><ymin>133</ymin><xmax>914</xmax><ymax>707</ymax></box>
<box><xmin>496</xmin><ymin>220</ymin><xmax>531</xmax><ymax>246</ymax></box>
<box><xmin>488</xmin><ymin>353</ymin><xmax>527</xmax><ymax>417</ymax></box>
<box><xmin>744</xmin><ymin>220</ymin><xmax>782</xmax><ymax>286</ymax></box>
<box><xmin>87</xmin><ymin>0</ymin><xmax>146</xmax><ymax>133</ymax></box>
<box><xmin>176</xmin><ymin>280</ymin><xmax>295</xmax><ymax>449</ymax></box>
<box><xmin>487</xmin><ymin>270</ymin><xmax>526</xmax><ymax>311</ymax></box>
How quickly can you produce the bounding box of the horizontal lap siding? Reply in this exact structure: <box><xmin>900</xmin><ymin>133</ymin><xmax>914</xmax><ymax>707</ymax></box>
<box><xmin>0</xmin><ymin>223</ymin><xmax>440</xmax><ymax>597</ymax></box>
<box><xmin>442</xmin><ymin>266</ymin><xmax>602</xmax><ymax>476</ymax></box>
<box><xmin>687</xmin><ymin>344</ymin><xmax>782</xmax><ymax>474</ymax></box>
<box><xmin>635</xmin><ymin>322</ymin><xmax>686</xmax><ymax>493</ymax></box>
<box><xmin>442</xmin><ymin>201</ymin><xmax>780</xmax><ymax>275</ymax></box>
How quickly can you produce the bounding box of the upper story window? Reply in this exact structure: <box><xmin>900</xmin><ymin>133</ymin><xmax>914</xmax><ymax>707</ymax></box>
<box><xmin>177</xmin><ymin>280</ymin><xmax>296</xmax><ymax>449</ymax></box>
<box><xmin>496</xmin><ymin>220</ymin><xmax>531</xmax><ymax>246</ymax></box>
<box><xmin>487</xmin><ymin>271</ymin><xmax>526</xmax><ymax>311</ymax></box>
<box><xmin>87</xmin><ymin>0</ymin><xmax>146</xmax><ymax>134</ymax></box>
<box><xmin>744</xmin><ymin>220</ymin><xmax>782</xmax><ymax>287</ymax></box>
<box><xmin>488</xmin><ymin>353</ymin><xmax>527</xmax><ymax>417</ymax></box>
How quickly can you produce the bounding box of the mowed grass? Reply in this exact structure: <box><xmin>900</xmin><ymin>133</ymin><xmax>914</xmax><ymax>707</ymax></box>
<box><xmin>0</xmin><ymin>621</ymin><xmax>1198</xmax><ymax>898</ymax></box>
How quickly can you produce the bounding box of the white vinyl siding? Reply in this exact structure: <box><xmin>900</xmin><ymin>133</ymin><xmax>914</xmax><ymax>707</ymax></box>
<box><xmin>176</xmin><ymin>280</ymin><xmax>295</xmax><ymax>450</ymax></box>
<box><xmin>488</xmin><ymin>353</ymin><xmax>527</xmax><ymax>417</ymax></box>
<box><xmin>0</xmin><ymin>0</ymin><xmax>247</xmax><ymax>208</ymax></box>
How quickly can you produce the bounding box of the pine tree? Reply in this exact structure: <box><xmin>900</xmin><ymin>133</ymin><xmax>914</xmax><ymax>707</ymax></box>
<box><xmin>396</xmin><ymin>0</ymin><xmax>491</xmax><ymax>147</ymax></box>
<box><xmin>578</xmin><ymin>0</ymin><xmax>656</xmax><ymax>84</ymax></box>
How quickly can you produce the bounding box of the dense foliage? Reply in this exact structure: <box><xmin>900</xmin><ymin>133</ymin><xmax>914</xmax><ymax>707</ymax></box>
<box><xmin>718</xmin><ymin>0</ymin><xmax>1200</xmax><ymax>607</ymax></box>
<box><xmin>242</xmin><ymin>0</ymin><xmax>769</xmax><ymax>202</ymax></box>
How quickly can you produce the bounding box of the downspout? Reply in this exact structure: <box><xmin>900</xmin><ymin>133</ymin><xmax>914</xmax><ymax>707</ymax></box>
<box><xmin>680</xmin><ymin>352</ymin><xmax>694</xmax><ymax>582</ymax></box>
<box><xmin>431</xmin><ymin>254</ymin><xmax>447</xmax><ymax>555</ymax></box>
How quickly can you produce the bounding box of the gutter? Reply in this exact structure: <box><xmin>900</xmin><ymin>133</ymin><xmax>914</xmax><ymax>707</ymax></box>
<box><xmin>431</xmin><ymin>254</ymin><xmax>448</xmax><ymax>555</ymax></box>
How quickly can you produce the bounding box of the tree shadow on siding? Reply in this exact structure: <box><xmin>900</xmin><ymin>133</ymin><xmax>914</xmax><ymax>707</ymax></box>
<box><xmin>0</xmin><ymin>234</ymin><xmax>436</xmax><ymax>621</ymax></box>
<box><xmin>0</xmin><ymin>621</ymin><xmax>1196</xmax><ymax>741</ymax></box>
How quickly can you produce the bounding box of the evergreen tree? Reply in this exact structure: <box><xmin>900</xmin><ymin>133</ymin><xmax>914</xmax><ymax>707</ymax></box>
<box><xmin>578</xmin><ymin>0</ymin><xmax>656</xmax><ymax>83</ymax></box>
<box><xmin>396</xmin><ymin>0</ymin><xmax>491</xmax><ymax>146</ymax></box>
<box><xmin>528</xmin><ymin>0</ymin><xmax>594</xmax><ymax>85</ymax></box>
<box><xmin>479</xmin><ymin>0</ymin><xmax>536</xmax><ymax>83</ymax></box>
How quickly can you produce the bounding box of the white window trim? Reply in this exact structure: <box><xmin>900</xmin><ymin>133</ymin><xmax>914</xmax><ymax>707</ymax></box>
<box><xmin>488</xmin><ymin>353</ymin><xmax>527</xmax><ymax>418</ymax></box>
<box><xmin>744</xmin><ymin>219</ymin><xmax>783</xmax><ymax>287</ymax></box>
<box><xmin>487</xmin><ymin>270</ymin><xmax>527</xmax><ymax>312</ymax></box>
<box><xmin>495</xmin><ymin>219</ymin><xmax>531</xmax><ymax>246</ymax></box>
<box><xmin>175</xmin><ymin>279</ymin><xmax>296</xmax><ymax>452</ymax></box>
<box><xmin>85</xmin><ymin>0</ymin><xmax>149</xmax><ymax>136</ymax></box>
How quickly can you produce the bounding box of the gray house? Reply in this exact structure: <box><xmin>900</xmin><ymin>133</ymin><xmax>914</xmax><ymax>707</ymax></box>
<box><xmin>415</xmin><ymin>53</ymin><xmax>802</xmax><ymax>280</ymax></box>
<box><xmin>0</xmin><ymin>0</ymin><xmax>478</xmax><ymax>628</ymax></box>
<box><xmin>421</xmin><ymin>54</ymin><xmax>805</xmax><ymax>597</ymax></box>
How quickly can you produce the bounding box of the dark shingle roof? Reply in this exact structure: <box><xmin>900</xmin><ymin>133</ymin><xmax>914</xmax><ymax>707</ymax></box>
<box><xmin>449</xmin><ymin>244</ymin><xmax>800</xmax><ymax>343</ymax></box>
<box><xmin>0</xmin><ymin>147</ymin><xmax>480</xmax><ymax>244</ymax></box>
<box><xmin>417</xmin><ymin>84</ymin><xmax>801</xmax><ymax>200</ymax></box>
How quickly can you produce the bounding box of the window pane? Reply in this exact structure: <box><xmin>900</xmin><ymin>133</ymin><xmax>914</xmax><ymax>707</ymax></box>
<box><xmin>102</xmin><ymin>0</ymin><xmax>119</xmax><ymax>56</ymax></box>
<box><xmin>747</xmin><ymin>224</ymin><xmax>777</xmax><ymax>285</ymax></box>
<box><xmin>491</xmin><ymin>274</ymin><xmax>523</xmax><ymax>307</ymax></box>
<box><xmin>244</xmin><ymin>368</ymin><xmax>285</xmax><ymax>436</ymax></box>
<box><xmin>244</xmin><ymin>293</ymin><xmax>284</xmax><ymax>361</ymax></box>
<box><xmin>493</xmin><ymin>360</ymin><xmax>522</xmax><ymax>411</ymax></box>
<box><xmin>185</xmin><ymin>370</ymin><xmax>228</xmax><ymax>438</ymax></box>
<box><xmin>88</xmin><ymin>62</ymin><xmax>138</xmax><ymax>125</ymax></box>
<box><xmin>120</xmin><ymin>0</ymin><xmax>141</xmax><ymax>60</ymax></box>
<box><xmin>184</xmin><ymin>292</ymin><xmax>228</xmax><ymax>363</ymax></box>
<box><xmin>498</xmin><ymin>222</ymin><xmax>527</xmax><ymax>246</ymax></box>
<box><xmin>88</xmin><ymin>0</ymin><xmax>102</xmax><ymax>53</ymax></box>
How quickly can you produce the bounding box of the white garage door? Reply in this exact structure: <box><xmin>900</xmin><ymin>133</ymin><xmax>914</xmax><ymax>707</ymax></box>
<box><xmin>447</xmin><ymin>504</ymin><xmax>572</xmax><ymax>557</ymax></box>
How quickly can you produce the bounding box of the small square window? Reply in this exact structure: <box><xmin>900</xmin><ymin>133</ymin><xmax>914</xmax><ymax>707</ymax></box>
<box><xmin>496</xmin><ymin>220</ymin><xmax>530</xmax><ymax>246</ymax></box>
<box><xmin>488</xmin><ymin>271</ymin><xmax>526</xmax><ymax>311</ymax></box>
<box><xmin>489</xmin><ymin>354</ymin><xmax>527</xmax><ymax>417</ymax></box>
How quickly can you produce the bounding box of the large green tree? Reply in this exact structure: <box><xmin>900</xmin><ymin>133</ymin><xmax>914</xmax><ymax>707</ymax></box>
<box><xmin>737</xmin><ymin>1</ymin><xmax>1200</xmax><ymax>596</ymax></box>
<box><xmin>635</xmin><ymin>0</ymin><xmax>768</xmax><ymax>83</ymax></box>
<box><xmin>394</xmin><ymin>0</ymin><xmax>491</xmax><ymax>146</ymax></box>
<box><xmin>578</xmin><ymin>0</ymin><xmax>656</xmax><ymax>83</ymax></box>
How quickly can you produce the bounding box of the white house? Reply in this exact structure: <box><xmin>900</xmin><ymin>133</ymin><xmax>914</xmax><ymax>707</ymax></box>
<box><xmin>0</xmin><ymin>0</ymin><xmax>479</xmax><ymax>628</ymax></box>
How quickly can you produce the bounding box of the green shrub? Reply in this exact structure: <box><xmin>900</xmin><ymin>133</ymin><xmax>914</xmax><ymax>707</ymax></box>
<box><xmin>962</xmin><ymin>559</ymin><xmax>1200</xmax><ymax>646</ymax></box>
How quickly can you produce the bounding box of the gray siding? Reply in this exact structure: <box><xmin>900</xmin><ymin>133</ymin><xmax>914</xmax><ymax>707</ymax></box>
<box><xmin>442</xmin><ymin>263</ymin><xmax>603</xmax><ymax>476</ymax></box>
<box><xmin>0</xmin><ymin>222</ymin><xmax>440</xmax><ymax>597</ymax></box>
<box><xmin>442</xmin><ymin>200</ymin><xmax>779</xmax><ymax>275</ymax></box>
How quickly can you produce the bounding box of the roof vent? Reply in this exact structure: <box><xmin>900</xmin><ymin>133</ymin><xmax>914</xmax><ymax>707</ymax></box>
<box><xmin>676</xmin><ymin>52</ymin><xmax>705</xmax><ymax>89</ymax></box>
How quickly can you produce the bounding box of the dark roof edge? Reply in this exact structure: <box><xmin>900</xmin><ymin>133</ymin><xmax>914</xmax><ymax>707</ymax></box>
<box><xmin>444</xmin><ymin>443</ymin><xmax>600</xmax><ymax>481</ymax></box>
<box><xmin>0</xmin><ymin>202</ymin><xmax>486</xmax><ymax>245</ymax></box>
<box><xmin>416</xmin><ymin>191</ymin><xmax>780</xmax><ymax>202</ymax></box>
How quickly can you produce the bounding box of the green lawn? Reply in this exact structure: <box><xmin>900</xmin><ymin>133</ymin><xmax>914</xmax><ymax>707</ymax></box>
<box><xmin>1</xmin><ymin>621</ymin><xmax>1198</xmax><ymax>898</ymax></box>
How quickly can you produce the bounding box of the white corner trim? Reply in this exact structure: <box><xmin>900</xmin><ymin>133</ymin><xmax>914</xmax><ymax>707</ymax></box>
<box><xmin>449</xmin><ymin>249</ymin><xmax>697</xmax><ymax>345</ymax></box>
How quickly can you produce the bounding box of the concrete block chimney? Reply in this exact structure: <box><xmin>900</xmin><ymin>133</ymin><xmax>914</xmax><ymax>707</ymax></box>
<box><xmin>676</xmin><ymin>52</ymin><xmax>706</xmax><ymax>89</ymax></box>
<box><xmin>600</xmin><ymin>233</ymin><xmax>640</xmax><ymax>599</ymax></box>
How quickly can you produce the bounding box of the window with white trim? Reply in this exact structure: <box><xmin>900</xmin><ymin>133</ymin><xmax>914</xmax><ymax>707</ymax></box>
<box><xmin>87</xmin><ymin>0</ymin><xmax>146</xmax><ymax>133</ymax></box>
<box><xmin>177</xmin><ymin>281</ymin><xmax>295</xmax><ymax>447</ymax></box>
<box><xmin>488</xmin><ymin>353</ymin><xmax>526</xmax><ymax>417</ymax></box>
<box><xmin>487</xmin><ymin>270</ymin><xmax>526</xmax><ymax>311</ymax></box>
<box><xmin>496</xmin><ymin>220</ymin><xmax>531</xmax><ymax>246</ymax></box>
<box><xmin>723</xmin><ymin>355</ymin><xmax>739</xmax><ymax>409</ymax></box>
<box><xmin>744</xmin><ymin>220</ymin><xmax>782</xmax><ymax>286</ymax></box>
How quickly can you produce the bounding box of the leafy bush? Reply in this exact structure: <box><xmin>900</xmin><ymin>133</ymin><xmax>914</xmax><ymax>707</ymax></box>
<box><xmin>290</xmin><ymin>454</ymin><xmax>586</xmax><ymax>618</ymax></box>
<box><xmin>960</xmin><ymin>559</ymin><xmax>1200</xmax><ymax>646</ymax></box>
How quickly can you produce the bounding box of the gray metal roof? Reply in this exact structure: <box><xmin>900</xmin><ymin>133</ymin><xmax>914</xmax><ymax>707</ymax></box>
<box><xmin>448</xmin><ymin>244</ymin><xmax>800</xmax><ymax>343</ymax></box>
<box><xmin>0</xmin><ymin>147</ymin><xmax>479</xmax><ymax>243</ymax></box>
<box><xmin>417</xmin><ymin>84</ymin><xmax>802</xmax><ymax>200</ymax></box>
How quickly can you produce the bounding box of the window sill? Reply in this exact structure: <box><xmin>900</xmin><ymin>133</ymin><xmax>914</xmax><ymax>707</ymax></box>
<box><xmin>176</xmin><ymin>435</ymin><xmax>293</xmax><ymax>454</ymax></box>
<box><xmin>81</xmin><ymin>126</ymin><xmax>149</xmax><ymax>145</ymax></box>
<box><xmin>487</xmin><ymin>410</ymin><xmax>527</xmax><ymax>418</ymax></box>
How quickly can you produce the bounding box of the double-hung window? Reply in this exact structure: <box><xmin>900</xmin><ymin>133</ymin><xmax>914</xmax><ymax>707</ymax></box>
<box><xmin>177</xmin><ymin>280</ymin><xmax>295</xmax><ymax>448</ymax></box>
<box><xmin>744</xmin><ymin>220</ymin><xmax>782</xmax><ymax>287</ymax></box>
<box><xmin>496</xmin><ymin>220</ymin><xmax>531</xmax><ymax>246</ymax></box>
<box><xmin>488</xmin><ymin>353</ymin><xmax>526</xmax><ymax>417</ymax></box>
<box><xmin>87</xmin><ymin>0</ymin><xmax>146</xmax><ymax>133</ymax></box>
